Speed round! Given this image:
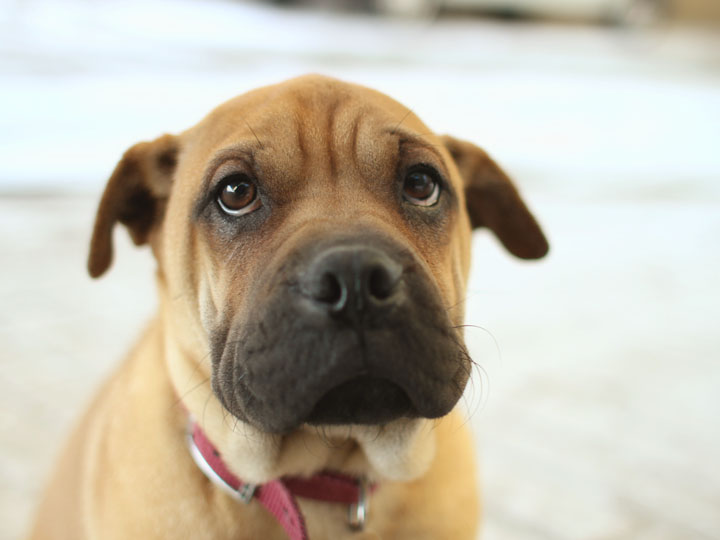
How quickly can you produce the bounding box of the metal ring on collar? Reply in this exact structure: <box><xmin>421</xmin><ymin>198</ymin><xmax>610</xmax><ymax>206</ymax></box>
<box><xmin>347</xmin><ymin>476</ymin><xmax>369</xmax><ymax>531</ymax></box>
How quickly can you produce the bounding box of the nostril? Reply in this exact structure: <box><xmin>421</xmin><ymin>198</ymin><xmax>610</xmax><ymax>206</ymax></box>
<box><xmin>313</xmin><ymin>272</ymin><xmax>345</xmax><ymax>309</ymax></box>
<box><xmin>368</xmin><ymin>265</ymin><xmax>397</xmax><ymax>301</ymax></box>
<box><xmin>302</xmin><ymin>245</ymin><xmax>403</xmax><ymax>318</ymax></box>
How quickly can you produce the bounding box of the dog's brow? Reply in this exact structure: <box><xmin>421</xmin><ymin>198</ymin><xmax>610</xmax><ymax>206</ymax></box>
<box><xmin>201</xmin><ymin>144</ymin><xmax>258</xmax><ymax>188</ymax></box>
<box><xmin>205</xmin><ymin>145</ymin><xmax>257</xmax><ymax>177</ymax></box>
<box><xmin>388</xmin><ymin>129</ymin><xmax>452</xmax><ymax>182</ymax></box>
<box><xmin>391</xmin><ymin>130</ymin><xmax>445</xmax><ymax>163</ymax></box>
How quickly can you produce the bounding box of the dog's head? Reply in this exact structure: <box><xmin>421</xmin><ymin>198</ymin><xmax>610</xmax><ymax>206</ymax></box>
<box><xmin>88</xmin><ymin>75</ymin><xmax>547</xmax><ymax>479</ymax></box>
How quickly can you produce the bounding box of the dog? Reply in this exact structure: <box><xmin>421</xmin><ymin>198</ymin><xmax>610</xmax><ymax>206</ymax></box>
<box><xmin>29</xmin><ymin>75</ymin><xmax>548</xmax><ymax>540</ymax></box>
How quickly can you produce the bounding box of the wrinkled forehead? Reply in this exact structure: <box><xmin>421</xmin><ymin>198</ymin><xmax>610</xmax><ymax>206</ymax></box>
<box><xmin>180</xmin><ymin>78</ymin><xmax>451</xmax><ymax>193</ymax></box>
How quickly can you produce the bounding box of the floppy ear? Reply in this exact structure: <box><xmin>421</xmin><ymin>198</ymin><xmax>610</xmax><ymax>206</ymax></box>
<box><xmin>88</xmin><ymin>134</ymin><xmax>179</xmax><ymax>278</ymax></box>
<box><xmin>441</xmin><ymin>135</ymin><xmax>549</xmax><ymax>260</ymax></box>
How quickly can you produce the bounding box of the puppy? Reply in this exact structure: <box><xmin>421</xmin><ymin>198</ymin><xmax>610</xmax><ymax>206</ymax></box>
<box><xmin>30</xmin><ymin>75</ymin><xmax>548</xmax><ymax>540</ymax></box>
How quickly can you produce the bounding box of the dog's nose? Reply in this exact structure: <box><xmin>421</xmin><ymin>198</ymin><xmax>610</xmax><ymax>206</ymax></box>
<box><xmin>303</xmin><ymin>246</ymin><xmax>403</xmax><ymax>320</ymax></box>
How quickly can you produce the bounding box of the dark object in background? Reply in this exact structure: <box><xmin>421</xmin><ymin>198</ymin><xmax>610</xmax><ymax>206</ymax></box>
<box><xmin>265</xmin><ymin>0</ymin><xmax>673</xmax><ymax>25</ymax></box>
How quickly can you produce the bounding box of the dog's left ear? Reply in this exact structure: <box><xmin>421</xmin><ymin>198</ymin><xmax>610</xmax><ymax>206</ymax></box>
<box><xmin>441</xmin><ymin>135</ymin><xmax>549</xmax><ymax>260</ymax></box>
<box><xmin>88</xmin><ymin>134</ymin><xmax>179</xmax><ymax>278</ymax></box>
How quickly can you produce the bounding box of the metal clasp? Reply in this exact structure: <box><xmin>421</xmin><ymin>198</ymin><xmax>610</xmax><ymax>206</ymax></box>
<box><xmin>186</xmin><ymin>417</ymin><xmax>257</xmax><ymax>504</ymax></box>
<box><xmin>347</xmin><ymin>477</ymin><xmax>369</xmax><ymax>531</ymax></box>
<box><xmin>237</xmin><ymin>482</ymin><xmax>257</xmax><ymax>504</ymax></box>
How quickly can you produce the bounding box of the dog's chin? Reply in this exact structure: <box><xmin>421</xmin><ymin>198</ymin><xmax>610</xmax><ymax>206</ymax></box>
<box><xmin>305</xmin><ymin>376</ymin><xmax>418</xmax><ymax>426</ymax></box>
<box><xmin>231</xmin><ymin>377</ymin><xmax>421</xmax><ymax>435</ymax></box>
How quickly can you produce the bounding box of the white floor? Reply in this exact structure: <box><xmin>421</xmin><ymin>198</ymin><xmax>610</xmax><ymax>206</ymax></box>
<box><xmin>1</xmin><ymin>1</ymin><xmax>719</xmax><ymax>539</ymax></box>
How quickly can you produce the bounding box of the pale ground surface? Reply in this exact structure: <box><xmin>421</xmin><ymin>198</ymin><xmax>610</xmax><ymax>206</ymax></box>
<box><xmin>1</xmin><ymin>1</ymin><xmax>720</xmax><ymax>539</ymax></box>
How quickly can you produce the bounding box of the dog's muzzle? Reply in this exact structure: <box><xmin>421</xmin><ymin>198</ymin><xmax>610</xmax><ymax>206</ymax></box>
<box><xmin>211</xmin><ymin>234</ymin><xmax>470</xmax><ymax>434</ymax></box>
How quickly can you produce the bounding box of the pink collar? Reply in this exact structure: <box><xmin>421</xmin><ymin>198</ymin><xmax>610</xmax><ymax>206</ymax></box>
<box><xmin>187</xmin><ymin>421</ymin><xmax>374</xmax><ymax>540</ymax></box>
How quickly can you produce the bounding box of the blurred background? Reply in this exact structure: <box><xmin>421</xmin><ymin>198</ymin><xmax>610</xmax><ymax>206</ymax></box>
<box><xmin>2</xmin><ymin>0</ymin><xmax>719</xmax><ymax>538</ymax></box>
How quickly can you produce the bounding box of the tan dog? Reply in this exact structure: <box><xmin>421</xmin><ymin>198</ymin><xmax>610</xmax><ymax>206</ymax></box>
<box><xmin>30</xmin><ymin>75</ymin><xmax>548</xmax><ymax>540</ymax></box>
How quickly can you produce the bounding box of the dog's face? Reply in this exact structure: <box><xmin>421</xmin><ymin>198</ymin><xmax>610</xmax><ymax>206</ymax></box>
<box><xmin>88</xmin><ymin>75</ymin><xmax>547</xmax><ymax>471</ymax></box>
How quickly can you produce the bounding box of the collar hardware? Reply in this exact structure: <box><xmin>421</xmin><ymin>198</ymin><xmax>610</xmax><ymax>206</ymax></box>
<box><xmin>347</xmin><ymin>476</ymin><xmax>369</xmax><ymax>531</ymax></box>
<box><xmin>186</xmin><ymin>417</ymin><xmax>376</xmax><ymax>539</ymax></box>
<box><xmin>237</xmin><ymin>482</ymin><xmax>257</xmax><ymax>504</ymax></box>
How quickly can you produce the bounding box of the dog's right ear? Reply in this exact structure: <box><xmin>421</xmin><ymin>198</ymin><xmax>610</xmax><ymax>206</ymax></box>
<box><xmin>88</xmin><ymin>134</ymin><xmax>179</xmax><ymax>278</ymax></box>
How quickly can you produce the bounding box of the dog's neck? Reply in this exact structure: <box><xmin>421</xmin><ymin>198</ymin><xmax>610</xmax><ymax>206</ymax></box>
<box><xmin>187</xmin><ymin>419</ymin><xmax>376</xmax><ymax>538</ymax></box>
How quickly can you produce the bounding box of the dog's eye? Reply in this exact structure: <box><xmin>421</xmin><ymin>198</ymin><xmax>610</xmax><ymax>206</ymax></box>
<box><xmin>217</xmin><ymin>174</ymin><xmax>260</xmax><ymax>216</ymax></box>
<box><xmin>402</xmin><ymin>168</ymin><xmax>440</xmax><ymax>206</ymax></box>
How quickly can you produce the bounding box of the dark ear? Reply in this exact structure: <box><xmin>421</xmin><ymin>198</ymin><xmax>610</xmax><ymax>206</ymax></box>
<box><xmin>441</xmin><ymin>135</ymin><xmax>549</xmax><ymax>260</ymax></box>
<box><xmin>88</xmin><ymin>134</ymin><xmax>179</xmax><ymax>278</ymax></box>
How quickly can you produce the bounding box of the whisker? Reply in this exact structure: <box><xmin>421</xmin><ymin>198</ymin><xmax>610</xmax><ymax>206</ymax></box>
<box><xmin>175</xmin><ymin>350</ymin><xmax>215</xmax><ymax>402</ymax></box>
<box><xmin>245</xmin><ymin>120</ymin><xmax>264</xmax><ymax>150</ymax></box>
<box><xmin>453</xmin><ymin>324</ymin><xmax>502</xmax><ymax>365</ymax></box>
<box><xmin>201</xmin><ymin>390</ymin><xmax>212</xmax><ymax>427</ymax></box>
<box><xmin>368</xmin><ymin>424</ymin><xmax>384</xmax><ymax>443</ymax></box>
<box><xmin>300</xmin><ymin>430</ymin><xmax>321</xmax><ymax>458</ymax></box>
<box><xmin>390</xmin><ymin>108</ymin><xmax>413</xmax><ymax>135</ymax></box>
<box><xmin>171</xmin><ymin>377</ymin><xmax>211</xmax><ymax>410</ymax></box>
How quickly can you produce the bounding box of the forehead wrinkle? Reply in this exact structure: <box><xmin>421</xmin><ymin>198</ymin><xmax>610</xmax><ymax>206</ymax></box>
<box><xmin>326</xmin><ymin>97</ymin><xmax>342</xmax><ymax>180</ymax></box>
<box><xmin>349</xmin><ymin>113</ymin><xmax>362</xmax><ymax>174</ymax></box>
<box><xmin>349</xmin><ymin>112</ymin><xmax>401</xmax><ymax>185</ymax></box>
<box><xmin>291</xmin><ymin>87</ymin><xmax>375</xmax><ymax>181</ymax></box>
<box><xmin>291</xmin><ymin>109</ymin><xmax>309</xmax><ymax>168</ymax></box>
<box><xmin>324</xmin><ymin>101</ymin><xmax>370</xmax><ymax>186</ymax></box>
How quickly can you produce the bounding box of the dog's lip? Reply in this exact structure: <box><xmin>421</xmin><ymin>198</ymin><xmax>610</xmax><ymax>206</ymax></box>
<box><xmin>231</xmin><ymin>347</ymin><xmax>469</xmax><ymax>433</ymax></box>
<box><xmin>304</xmin><ymin>375</ymin><xmax>418</xmax><ymax>426</ymax></box>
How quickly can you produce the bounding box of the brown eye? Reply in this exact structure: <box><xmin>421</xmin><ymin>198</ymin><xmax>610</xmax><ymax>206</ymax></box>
<box><xmin>403</xmin><ymin>169</ymin><xmax>440</xmax><ymax>206</ymax></box>
<box><xmin>217</xmin><ymin>174</ymin><xmax>260</xmax><ymax>215</ymax></box>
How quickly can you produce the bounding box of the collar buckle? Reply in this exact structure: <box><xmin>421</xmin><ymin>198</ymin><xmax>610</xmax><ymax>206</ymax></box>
<box><xmin>236</xmin><ymin>482</ymin><xmax>257</xmax><ymax>504</ymax></box>
<box><xmin>347</xmin><ymin>476</ymin><xmax>369</xmax><ymax>531</ymax></box>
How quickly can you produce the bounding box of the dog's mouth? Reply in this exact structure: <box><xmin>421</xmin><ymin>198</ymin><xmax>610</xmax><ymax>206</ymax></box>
<box><xmin>306</xmin><ymin>375</ymin><xmax>417</xmax><ymax>426</ymax></box>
